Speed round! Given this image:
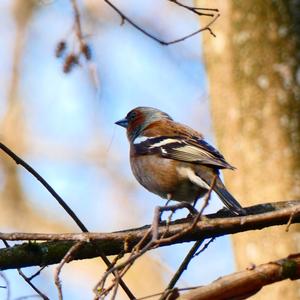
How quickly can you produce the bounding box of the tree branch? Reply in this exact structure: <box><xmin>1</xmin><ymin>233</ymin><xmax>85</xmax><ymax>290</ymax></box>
<box><xmin>168</xmin><ymin>0</ymin><xmax>218</xmax><ymax>17</ymax></box>
<box><xmin>104</xmin><ymin>0</ymin><xmax>220</xmax><ymax>45</ymax></box>
<box><xmin>178</xmin><ymin>253</ymin><xmax>300</xmax><ymax>300</ymax></box>
<box><xmin>0</xmin><ymin>200</ymin><xmax>299</xmax><ymax>270</ymax></box>
<box><xmin>0</xmin><ymin>142</ymin><xmax>135</xmax><ymax>299</ymax></box>
<box><xmin>0</xmin><ymin>142</ymin><xmax>88</xmax><ymax>232</ymax></box>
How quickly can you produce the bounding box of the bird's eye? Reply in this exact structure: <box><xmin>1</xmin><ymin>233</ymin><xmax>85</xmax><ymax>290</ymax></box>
<box><xmin>127</xmin><ymin>111</ymin><xmax>136</xmax><ymax>121</ymax></box>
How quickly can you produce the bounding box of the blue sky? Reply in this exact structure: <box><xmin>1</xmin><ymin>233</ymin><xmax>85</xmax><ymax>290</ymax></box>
<box><xmin>0</xmin><ymin>1</ymin><xmax>236</xmax><ymax>299</ymax></box>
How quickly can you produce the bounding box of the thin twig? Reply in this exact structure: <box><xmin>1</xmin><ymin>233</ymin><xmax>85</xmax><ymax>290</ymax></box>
<box><xmin>2</xmin><ymin>239</ymin><xmax>49</xmax><ymax>300</ymax></box>
<box><xmin>27</xmin><ymin>266</ymin><xmax>47</xmax><ymax>281</ymax></box>
<box><xmin>161</xmin><ymin>240</ymin><xmax>204</xmax><ymax>300</ymax></box>
<box><xmin>67</xmin><ymin>0</ymin><xmax>101</xmax><ymax>89</ymax></box>
<box><xmin>159</xmin><ymin>177</ymin><xmax>217</xmax><ymax>300</ymax></box>
<box><xmin>160</xmin><ymin>13</ymin><xmax>221</xmax><ymax>44</ymax></box>
<box><xmin>55</xmin><ymin>241</ymin><xmax>85</xmax><ymax>300</ymax></box>
<box><xmin>70</xmin><ymin>0</ymin><xmax>84</xmax><ymax>48</ymax></box>
<box><xmin>18</xmin><ymin>269</ymin><xmax>50</xmax><ymax>300</ymax></box>
<box><xmin>194</xmin><ymin>237</ymin><xmax>215</xmax><ymax>257</ymax></box>
<box><xmin>104</xmin><ymin>0</ymin><xmax>165</xmax><ymax>44</ymax></box>
<box><xmin>110</xmin><ymin>272</ymin><xmax>120</xmax><ymax>300</ymax></box>
<box><xmin>94</xmin><ymin>235</ymin><xmax>155</xmax><ymax>297</ymax></box>
<box><xmin>94</xmin><ymin>202</ymin><xmax>198</xmax><ymax>297</ymax></box>
<box><xmin>0</xmin><ymin>142</ymin><xmax>88</xmax><ymax>232</ymax></box>
<box><xmin>0</xmin><ymin>142</ymin><xmax>135</xmax><ymax>300</ymax></box>
<box><xmin>168</xmin><ymin>0</ymin><xmax>218</xmax><ymax>17</ymax></box>
<box><xmin>94</xmin><ymin>205</ymin><xmax>169</xmax><ymax>297</ymax></box>
<box><xmin>104</xmin><ymin>0</ymin><xmax>220</xmax><ymax>45</ymax></box>
<box><xmin>95</xmin><ymin>195</ymin><xmax>214</xmax><ymax>298</ymax></box>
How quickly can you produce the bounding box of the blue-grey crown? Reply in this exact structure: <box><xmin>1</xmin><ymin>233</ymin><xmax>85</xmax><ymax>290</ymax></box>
<box><xmin>137</xmin><ymin>107</ymin><xmax>173</xmax><ymax>123</ymax></box>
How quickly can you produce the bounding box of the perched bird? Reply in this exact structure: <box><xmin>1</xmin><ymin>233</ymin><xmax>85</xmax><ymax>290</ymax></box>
<box><xmin>116</xmin><ymin>107</ymin><xmax>246</xmax><ymax>216</ymax></box>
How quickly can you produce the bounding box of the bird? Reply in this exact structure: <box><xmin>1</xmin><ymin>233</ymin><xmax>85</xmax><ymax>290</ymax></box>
<box><xmin>115</xmin><ymin>106</ymin><xmax>246</xmax><ymax>216</ymax></box>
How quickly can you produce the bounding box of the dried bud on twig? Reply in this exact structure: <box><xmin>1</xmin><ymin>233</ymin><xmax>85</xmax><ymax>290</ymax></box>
<box><xmin>63</xmin><ymin>54</ymin><xmax>79</xmax><ymax>73</ymax></box>
<box><xmin>55</xmin><ymin>41</ymin><xmax>67</xmax><ymax>58</ymax></box>
<box><xmin>81</xmin><ymin>43</ymin><xmax>92</xmax><ymax>60</ymax></box>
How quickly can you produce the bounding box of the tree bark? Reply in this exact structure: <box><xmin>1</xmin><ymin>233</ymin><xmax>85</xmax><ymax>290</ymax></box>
<box><xmin>179</xmin><ymin>253</ymin><xmax>300</xmax><ymax>300</ymax></box>
<box><xmin>0</xmin><ymin>200</ymin><xmax>299</xmax><ymax>270</ymax></box>
<box><xmin>199</xmin><ymin>0</ymin><xmax>300</xmax><ymax>299</ymax></box>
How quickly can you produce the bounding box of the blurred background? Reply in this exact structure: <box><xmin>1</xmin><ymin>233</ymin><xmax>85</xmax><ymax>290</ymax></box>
<box><xmin>0</xmin><ymin>0</ymin><xmax>234</xmax><ymax>299</ymax></box>
<box><xmin>0</xmin><ymin>0</ymin><xmax>299</xmax><ymax>299</ymax></box>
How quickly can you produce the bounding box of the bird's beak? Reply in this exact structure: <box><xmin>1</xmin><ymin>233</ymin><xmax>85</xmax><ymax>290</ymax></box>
<box><xmin>115</xmin><ymin>118</ymin><xmax>128</xmax><ymax>128</ymax></box>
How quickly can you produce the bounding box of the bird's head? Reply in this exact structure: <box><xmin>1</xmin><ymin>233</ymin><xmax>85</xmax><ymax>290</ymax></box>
<box><xmin>115</xmin><ymin>107</ymin><xmax>173</xmax><ymax>142</ymax></box>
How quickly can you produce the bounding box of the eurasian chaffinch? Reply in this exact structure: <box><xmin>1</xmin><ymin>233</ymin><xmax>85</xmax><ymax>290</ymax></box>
<box><xmin>116</xmin><ymin>107</ymin><xmax>246</xmax><ymax>216</ymax></box>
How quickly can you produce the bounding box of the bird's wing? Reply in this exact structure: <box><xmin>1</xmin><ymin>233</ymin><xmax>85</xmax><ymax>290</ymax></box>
<box><xmin>133</xmin><ymin>135</ymin><xmax>235</xmax><ymax>170</ymax></box>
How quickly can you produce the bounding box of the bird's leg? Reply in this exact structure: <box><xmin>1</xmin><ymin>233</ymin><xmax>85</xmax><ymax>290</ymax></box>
<box><xmin>162</xmin><ymin>202</ymin><xmax>198</xmax><ymax>216</ymax></box>
<box><xmin>163</xmin><ymin>195</ymin><xmax>172</xmax><ymax>225</ymax></box>
<box><xmin>166</xmin><ymin>193</ymin><xmax>197</xmax><ymax>215</ymax></box>
<box><xmin>166</xmin><ymin>194</ymin><xmax>172</xmax><ymax>206</ymax></box>
<box><xmin>191</xmin><ymin>197</ymin><xmax>202</xmax><ymax>218</ymax></box>
<box><xmin>193</xmin><ymin>196</ymin><xmax>200</xmax><ymax>209</ymax></box>
<box><xmin>180</xmin><ymin>202</ymin><xmax>198</xmax><ymax>215</ymax></box>
<box><xmin>164</xmin><ymin>195</ymin><xmax>174</xmax><ymax>234</ymax></box>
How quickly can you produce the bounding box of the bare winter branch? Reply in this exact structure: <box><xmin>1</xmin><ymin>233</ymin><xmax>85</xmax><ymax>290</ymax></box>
<box><xmin>55</xmin><ymin>241</ymin><xmax>85</xmax><ymax>300</ymax></box>
<box><xmin>0</xmin><ymin>200</ymin><xmax>299</xmax><ymax>271</ymax></box>
<box><xmin>0</xmin><ymin>142</ymin><xmax>88</xmax><ymax>232</ymax></box>
<box><xmin>94</xmin><ymin>178</ymin><xmax>217</xmax><ymax>298</ymax></box>
<box><xmin>2</xmin><ymin>239</ymin><xmax>49</xmax><ymax>300</ymax></box>
<box><xmin>168</xmin><ymin>0</ymin><xmax>219</xmax><ymax>17</ymax></box>
<box><xmin>179</xmin><ymin>253</ymin><xmax>300</xmax><ymax>300</ymax></box>
<box><xmin>0</xmin><ymin>142</ymin><xmax>135</xmax><ymax>299</ymax></box>
<box><xmin>104</xmin><ymin>0</ymin><xmax>220</xmax><ymax>45</ymax></box>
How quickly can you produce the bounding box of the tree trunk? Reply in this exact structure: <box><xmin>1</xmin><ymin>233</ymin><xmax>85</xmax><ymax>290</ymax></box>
<box><xmin>199</xmin><ymin>0</ymin><xmax>300</xmax><ymax>299</ymax></box>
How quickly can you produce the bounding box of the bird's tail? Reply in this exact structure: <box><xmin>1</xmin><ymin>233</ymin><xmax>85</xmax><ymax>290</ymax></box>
<box><xmin>194</xmin><ymin>167</ymin><xmax>246</xmax><ymax>215</ymax></box>
<box><xmin>213</xmin><ymin>177</ymin><xmax>246</xmax><ymax>215</ymax></box>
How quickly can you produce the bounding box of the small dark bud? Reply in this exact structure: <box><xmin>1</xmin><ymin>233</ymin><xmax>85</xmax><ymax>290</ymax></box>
<box><xmin>81</xmin><ymin>43</ymin><xmax>92</xmax><ymax>60</ymax></box>
<box><xmin>55</xmin><ymin>41</ymin><xmax>67</xmax><ymax>58</ymax></box>
<box><xmin>120</xmin><ymin>16</ymin><xmax>125</xmax><ymax>26</ymax></box>
<box><xmin>63</xmin><ymin>54</ymin><xmax>79</xmax><ymax>73</ymax></box>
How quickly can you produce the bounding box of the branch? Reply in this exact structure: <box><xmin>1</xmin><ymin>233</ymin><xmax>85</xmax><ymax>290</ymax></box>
<box><xmin>104</xmin><ymin>0</ymin><xmax>220</xmax><ymax>45</ymax></box>
<box><xmin>168</xmin><ymin>0</ymin><xmax>219</xmax><ymax>17</ymax></box>
<box><xmin>163</xmin><ymin>238</ymin><xmax>215</xmax><ymax>298</ymax></box>
<box><xmin>0</xmin><ymin>142</ymin><xmax>135</xmax><ymax>299</ymax></box>
<box><xmin>159</xmin><ymin>177</ymin><xmax>217</xmax><ymax>300</ymax></box>
<box><xmin>178</xmin><ymin>253</ymin><xmax>300</xmax><ymax>300</ymax></box>
<box><xmin>0</xmin><ymin>200</ymin><xmax>299</xmax><ymax>270</ymax></box>
<box><xmin>2</xmin><ymin>239</ymin><xmax>49</xmax><ymax>300</ymax></box>
<box><xmin>0</xmin><ymin>142</ymin><xmax>88</xmax><ymax>232</ymax></box>
<box><xmin>165</xmin><ymin>14</ymin><xmax>220</xmax><ymax>43</ymax></box>
<box><xmin>94</xmin><ymin>178</ymin><xmax>217</xmax><ymax>298</ymax></box>
<box><xmin>54</xmin><ymin>241</ymin><xmax>85</xmax><ymax>300</ymax></box>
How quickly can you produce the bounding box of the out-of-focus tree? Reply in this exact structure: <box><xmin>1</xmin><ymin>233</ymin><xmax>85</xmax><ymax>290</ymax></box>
<box><xmin>0</xmin><ymin>0</ymin><xmax>67</xmax><ymax>231</ymax></box>
<box><xmin>4</xmin><ymin>0</ymin><xmax>300</xmax><ymax>298</ymax></box>
<box><xmin>1</xmin><ymin>0</ymin><xmax>207</xmax><ymax>298</ymax></box>
<box><xmin>200</xmin><ymin>0</ymin><xmax>300</xmax><ymax>299</ymax></box>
